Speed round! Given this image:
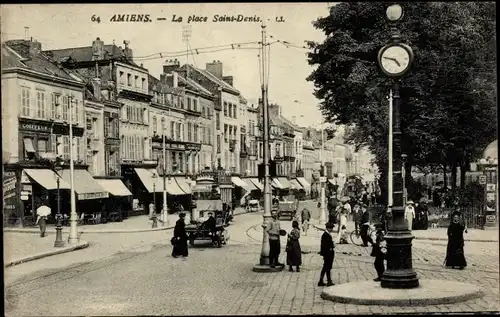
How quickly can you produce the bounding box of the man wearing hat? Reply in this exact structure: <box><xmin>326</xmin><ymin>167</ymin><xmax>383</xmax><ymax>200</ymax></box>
<box><xmin>370</xmin><ymin>222</ymin><xmax>387</xmax><ymax>282</ymax></box>
<box><xmin>359</xmin><ymin>203</ymin><xmax>371</xmax><ymax>247</ymax></box>
<box><xmin>318</xmin><ymin>222</ymin><xmax>335</xmax><ymax>286</ymax></box>
<box><xmin>405</xmin><ymin>200</ymin><xmax>416</xmax><ymax>232</ymax></box>
<box><xmin>266</xmin><ymin>210</ymin><xmax>283</xmax><ymax>268</ymax></box>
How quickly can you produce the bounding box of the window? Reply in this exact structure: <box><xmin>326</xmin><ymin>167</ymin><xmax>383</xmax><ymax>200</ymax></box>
<box><xmin>152</xmin><ymin>116</ymin><xmax>157</xmax><ymax>133</ymax></box>
<box><xmin>234</xmin><ymin>104</ymin><xmax>237</xmax><ymax>118</ymax></box>
<box><xmin>216</xmin><ymin>113</ymin><xmax>220</xmax><ymax>130</ymax></box>
<box><xmin>21</xmin><ymin>87</ymin><xmax>31</xmax><ymax>117</ymax></box>
<box><xmin>135</xmin><ymin>75</ymin><xmax>139</xmax><ymax>88</ymax></box>
<box><xmin>142</xmin><ymin>78</ymin><xmax>146</xmax><ymax>90</ymax></box>
<box><xmin>193</xmin><ymin>99</ymin><xmax>198</xmax><ymax>112</ymax></box>
<box><xmin>72</xmin><ymin>99</ymin><xmax>79</xmax><ymax>124</ymax></box>
<box><xmin>127</xmin><ymin>73</ymin><xmax>132</xmax><ymax>86</ymax></box>
<box><xmin>23</xmin><ymin>138</ymin><xmax>36</xmax><ymax>160</ymax></box>
<box><xmin>187</xmin><ymin>123</ymin><xmax>192</xmax><ymax>142</ymax></box>
<box><xmin>170</xmin><ymin>121</ymin><xmax>175</xmax><ymax>139</ymax></box>
<box><xmin>179</xmin><ymin>96</ymin><xmax>184</xmax><ymax>109</ymax></box>
<box><xmin>224</xmin><ymin>102</ymin><xmax>228</xmax><ymax>117</ymax></box>
<box><xmin>187</xmin><ymin>98</ymin><xmax>191</xmax><ymax>111</ymax></box>
<box><xmin>51</xmin><ymin>93</ymin><xmax>57</xmax><ymax>119</ymax></box>
<box><xmin>217</xmin><ymin>135</ymin><xmax>221</xmax><ymax>153</ymax></box>
<box><xmin>119</xmin><ymin>71</ymin><xmax>124</xmax><ymax>85</ymax></box>
<box><xmin>224</xmin><ymin>124</ymin><xmax>228</xmax><ymax>142</ymax></box>
<box><xmin>62</xmin><ymin>96</ymin><xmax>69</xmax><ymax>121</ymax></box>
<box><xmin>208</xmin><ymin>127</ymin><xmax>212</xmax><ymax>145</ymax></box>
<box><xmin>176</xmin><ymin>123</ymin><xmax>181</xmax><ymax>141</ymax></box>
<box><xmin>63</xmin><ymin>136</ymin><xmax>70</xmax><ymax>159</ymax></box>
<box><xmin>194</xmin><ymin>124</ymin><xmax>198</xmax><ymax>143</ymax></box>
<box><xmin>35</xmin><ymin>90</ymin><xmax>45</xmax><ymax>118</ymax></box>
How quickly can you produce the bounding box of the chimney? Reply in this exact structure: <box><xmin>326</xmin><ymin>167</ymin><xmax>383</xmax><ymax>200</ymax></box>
<box><xmin>92</xmin><ymin>37</ymin><xmax>105</xmax><ymax>60</ymax></box>
<box><xmin>222</xmin><ymin>76</ymin><xmax>233</xmax><ymax>86</ymax></box>
<box><xmin>163</xmin><ymin>59</ymin><xmax>180</xmax><ymax>74</ymax></box>
<box><xmin>91</xmin><ymin>78</ymin><xmax>102</xmax><ymax>101</ymax></box>
<box><xmin>206</xmin><ymin>60</ymin><xmax>223</xmax><ymax>78</ymax></box>
<box><xmin>172</xmin><ymin>71</ymin><xmax>178</xmax><ymax>88</ymax></box>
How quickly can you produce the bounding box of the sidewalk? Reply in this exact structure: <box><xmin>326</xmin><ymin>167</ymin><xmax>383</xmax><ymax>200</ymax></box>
<box><xmin>311</xmin><ymin>220</ymin><xmax>498</xmax><ymax>242</ymax></box>
<box><xmin>4</xmin><ymin>232</ymin><xmax>89</xmax><ymax>267</ymax></box>
<box><xmin>3</xmin><ymin>207</ymin><xmax>250</xmax><ymax>267</ymax></box>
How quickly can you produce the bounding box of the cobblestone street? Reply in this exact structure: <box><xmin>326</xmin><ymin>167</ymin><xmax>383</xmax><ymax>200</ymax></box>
<box><xmin>5</xmin><ymin>212</ymin><xmax>499</xmax><ymax>315</ymax></box>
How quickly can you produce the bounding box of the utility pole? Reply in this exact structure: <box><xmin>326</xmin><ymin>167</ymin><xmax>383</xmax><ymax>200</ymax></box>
<box><xmin>253</xmin><ymin>20</ymin><xmax>274</xmax><ymax>271</ymax></box>
<box><xmin>182</xmin><ymin>25</ymin><xmax>192</xmax><ymax>65</ymax></box>
<box><xmin>162</xmin><ymin>134</ymin><xmax>168</xmax><ymax>225</ymax></box>
<box><xmin>68</xmin><ymin>96</ymin><xmax>78</xmax><ymax>244</ymax></box>
<box><xmin>388</xmin><ymin>90</ymin><xmax>393</xmax><ymax>208</ymax></box>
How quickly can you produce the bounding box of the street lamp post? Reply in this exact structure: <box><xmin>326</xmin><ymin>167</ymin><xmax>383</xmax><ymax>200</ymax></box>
<box><xmin>377</xmin><ymin>4</ymin><xmax>419</xmax><ymax>289</ymax></box>
<box><xmin>162</xmin><ymin>134</ymin><xmax>168</xmax><ymax>225</ymax></box>
<box><xmin>53</xmin><ymin>161</ymin><xmax>64</xmax><ymax>247</ymax></box>
<box><xmin>68</xmin><ymin>96</ymin><xmax>78</xmax><ymax>244</ymax></box>
<box><xmin>402</xmin><ymin>154</ymin><xmax>408</xmax><ymax>206</ymax></box>
<box><xmin>152</xmin><ymin>172</ymin><xmax>158</xmax><ymax>228</ymax></box>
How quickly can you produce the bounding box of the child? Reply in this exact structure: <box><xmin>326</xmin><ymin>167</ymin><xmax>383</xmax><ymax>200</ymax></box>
<box><xmin>338</xmin><ymin>225</ymin><xmax>349</xmax><ymax>244</ymax></box>
<box><xmin>371</xmin><ymin>223</ymin><xmax>387</xmax><ymax>281</ymax></box>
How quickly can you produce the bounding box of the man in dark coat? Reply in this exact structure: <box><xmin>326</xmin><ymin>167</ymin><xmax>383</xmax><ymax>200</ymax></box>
<box><xmin>370</xmin><ymin>223</ymin><xmax>387</xmax><ymax>281</ymax></box>
<box><xmin>318</xmin><ymin>222</ymin><xmax>335</xmax><ymax>286</ymax></box>
<box><xmin>172</xmin><ymin>213</ymin><xmax>188</xmax><ymax>258</ymax></box>
<box><xmin>360</xmin><ymin>204</ymin><xmax>372</xmax><ymax>247</ymax></box>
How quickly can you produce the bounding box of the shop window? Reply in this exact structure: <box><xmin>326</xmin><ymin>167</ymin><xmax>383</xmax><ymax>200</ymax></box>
<box><xmin>21</xmin><ymin>87</ymin><xmax>31</xmax><ymax>117</ymax></box>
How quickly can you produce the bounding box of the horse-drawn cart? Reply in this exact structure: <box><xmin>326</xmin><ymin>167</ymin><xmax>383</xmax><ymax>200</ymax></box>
<box><xmin>277</xmin><ymin>201</ymin><xmax>297</xmax><ymax>220</ymax></box>
<box><xmin>185</xmin><ymin>209</ymin><xmax>229</xmax><ymax>248</ymax></box>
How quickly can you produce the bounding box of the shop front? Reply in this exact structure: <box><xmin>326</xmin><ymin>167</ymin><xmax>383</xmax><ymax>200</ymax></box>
<box><xmin>95</xmin><ymin>177</ymin><xmax>132</xmax><ymax>221</ymax></box>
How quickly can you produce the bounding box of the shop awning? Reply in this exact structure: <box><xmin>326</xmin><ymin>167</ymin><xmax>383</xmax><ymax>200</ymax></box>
<box><xmin>289</xmin><ymin>179</ymin><xmax>303</xmax><ymax>190</ymax></box>
<box><xmin>58</xmin><ymin>169</ymin><xmax>109</xmax><ymax>200</ymax></box>
<box><xmin>328</xmin><ymin>179</ymin><xmax>337</xmax><ymax>185</ymax></box>
<box><xmin>173</xmin><ymin>177</ymin><xmax>192</xmax><ymax>195</ymax></box>
<box><xmin>277</xmin><ymin>177</ymin><xmax>291</xmax><ymax>189</ymax></box>
<box><xmin>95</xmin><ymin>179</ymin><xmax>132</xmax><ymax>196</ymax></box>
<box><xmin>248</xmin><ymin>178</ymin><xmax>263</xmax><ymax>191</ymax></box>
<box><xmin>241</xmin><ymin>178</ymin><xmax>260</xmax><ymax>191</ymax></box>
<box><xmin>134</xmin><ymin>168</ymin><xmax>161</xmax><ymax>193</ymax></box>
<box><xmin>23</xmin><ymin>138</ymin><xmax>36</xmax><ymax>153</ymax></box>
<box><xmin>297</xmin><ymin>177</ymin><xmax>311</xmax><ymax>189</ymax></box>
<box><xmin>231</xmin><ymin>176</ymin><xmax>253</xmax><ymax>191</ymax></box>
<box><xmin>271</xmin><ymin>178</ymin><xmax>284</xmax><ymax>189</ymax></box>
<box><xmin>23</xmin><ymin>169</ymin><xmax>71</xmax><ymax>190</ymax></box>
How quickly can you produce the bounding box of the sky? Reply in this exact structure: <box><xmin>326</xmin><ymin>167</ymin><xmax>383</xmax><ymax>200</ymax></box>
<box><xmin>1</xmin><ymin>3</ymin><xmax>334</xmax><ymax>127</ymax></box>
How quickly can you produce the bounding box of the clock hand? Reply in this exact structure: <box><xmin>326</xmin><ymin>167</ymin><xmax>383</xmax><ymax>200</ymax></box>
<box><xmin>383</xmin><ymin>56</ymin><xmax>401</xmax><ymax>67</ymax></box>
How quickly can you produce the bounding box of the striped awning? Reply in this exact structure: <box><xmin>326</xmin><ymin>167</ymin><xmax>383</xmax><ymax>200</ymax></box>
<box><xmin>290</xmin><ymin>179</ymin><xmax>303</xmax><ymax>190</ymax></box>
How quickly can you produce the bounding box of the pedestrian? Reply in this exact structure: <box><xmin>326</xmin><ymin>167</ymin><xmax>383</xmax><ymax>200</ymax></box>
<box><xmin>318</xmin><ymin>222</ymin><xmax>335</xmax><ymax>287</ymax></box>
<box><xmin>405</xmin><ymin>200</ymin><xmax>416</xmax><ymax>231</ymax></box>
<box><xmin>36</xmin><ymin>201</ymin><xmax>51</xmax><ymax>238</ymax></box>
<box><xmin>300</xmin><ymin>207</ymin><xmax>311</xmax><ymax>235</ymax></box>
<box><xmin>286</xmin><ymin>220</ymin><xmax>302</xmax><ymax>272</ymax></box>
<box><xmin>444</xmin><ymin>213</ymin><xmax>468</xmax><ymax>270</ymax></box>
<box><xmin>371</xmin><ymin>223</ymin><xmax>387</xmax><ymax>281</ymax></box>
<box><xmin>352</xmin><ymin>202</ymin><xmax>361</xmax><ymax>232</ymax></box>
<box><xmin>266</xmin><ymin>210</ymin><xmax>283</xmax><ymax>268</ymax></box>
<box><xmin>360</xmin><ymin>203</ymin><xmax>371</xmax><ymax>247</ymax></box>
<box><xmin>171</xmin><ymin>212</ymin><xmax>189</xmax><ymax>259</ymax></box>
<box><xmin>149</xmin><ymin>201</ymin><xmax>155</xmax><ymax>220</ymax></box>
<box><xmin>336</xmin><ymin>209</ymin><xmax>348</xmax><ymax>243</ymax></box>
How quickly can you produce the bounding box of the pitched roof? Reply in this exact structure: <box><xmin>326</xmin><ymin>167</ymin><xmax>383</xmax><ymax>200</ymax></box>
<box><xmin>177</xmin><ymin>74</ymin><xmax>213</xmax><ymax>97</ymax></box>
<box><xmin>181</xmin><ymin>64</ymin><xmax>240</xmax><ymax>95</ymax></box>
<box><xmin>47</xmin><ymin>45</ymin><xmax>145</xmax><ymax>69</ymax></box>
<box><xmin>2</xmin><ymin>44</ymin><xmax>78</xmax><ymax>81</ymax></box>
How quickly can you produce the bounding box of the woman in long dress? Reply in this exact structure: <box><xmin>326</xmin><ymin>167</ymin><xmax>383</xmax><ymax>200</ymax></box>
<box><xmin>444</xmin><ymin>213</ymin><xmax>467</xmax><ymax>269</ymax></box>
<box><xmin>286</xmin><ymin>220</ymin><xmax>302</xmax><ymax>272</ymax></box>
<box><xmin>172</xmin><ymin>213</ymin><xmax>189</xmax><ymax>258</ymax></box>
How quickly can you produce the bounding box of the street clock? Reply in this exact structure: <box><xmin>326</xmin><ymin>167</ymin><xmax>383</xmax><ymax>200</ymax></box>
<box><xmin>378</xmin><ymin>43</ymin><xmax>414</xmax><ymax>77</ymax></box>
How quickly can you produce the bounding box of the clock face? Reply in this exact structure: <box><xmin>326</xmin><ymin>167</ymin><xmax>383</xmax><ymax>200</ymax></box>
<box><xmin>380</xmin><ymin>45</ymin><xmax>411</xmax><ymax>75</ymax></box>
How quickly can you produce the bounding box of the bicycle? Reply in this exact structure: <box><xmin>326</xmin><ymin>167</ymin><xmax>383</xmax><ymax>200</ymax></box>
<box><xmin>349</xmin><ymin>223</ymin><xmax>374</xmax><ymax>246</ymax></box>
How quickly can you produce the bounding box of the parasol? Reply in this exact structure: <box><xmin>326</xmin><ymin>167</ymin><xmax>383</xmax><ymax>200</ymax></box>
<box><xmin>36</xmin><ymin>205</ymin><xmax>51</xmax><ymax>217</ymax></box>
<box><xmin>339</xmin><ymin>196</ymin><xmax>351</xmax><ymax>203</ymax></box>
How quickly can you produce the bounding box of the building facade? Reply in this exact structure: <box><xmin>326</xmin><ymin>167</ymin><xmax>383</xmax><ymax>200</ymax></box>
<box><xmin>2</xmin><ymin>40</ymin><xmax>96</xmax><ymax>225</ymax></box>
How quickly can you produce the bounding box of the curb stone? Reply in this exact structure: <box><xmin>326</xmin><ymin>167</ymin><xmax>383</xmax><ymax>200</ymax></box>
<box><xmin>5</xmin><ymin>240</ymin><xmax>90</xmax><ymax>268</ymax></box>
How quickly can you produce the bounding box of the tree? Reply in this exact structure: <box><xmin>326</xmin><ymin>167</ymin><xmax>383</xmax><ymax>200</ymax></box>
<box><xmin>307</xmin><ymin>2</ymin><xmax>496</xmax><ymax>201</ymax></box>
